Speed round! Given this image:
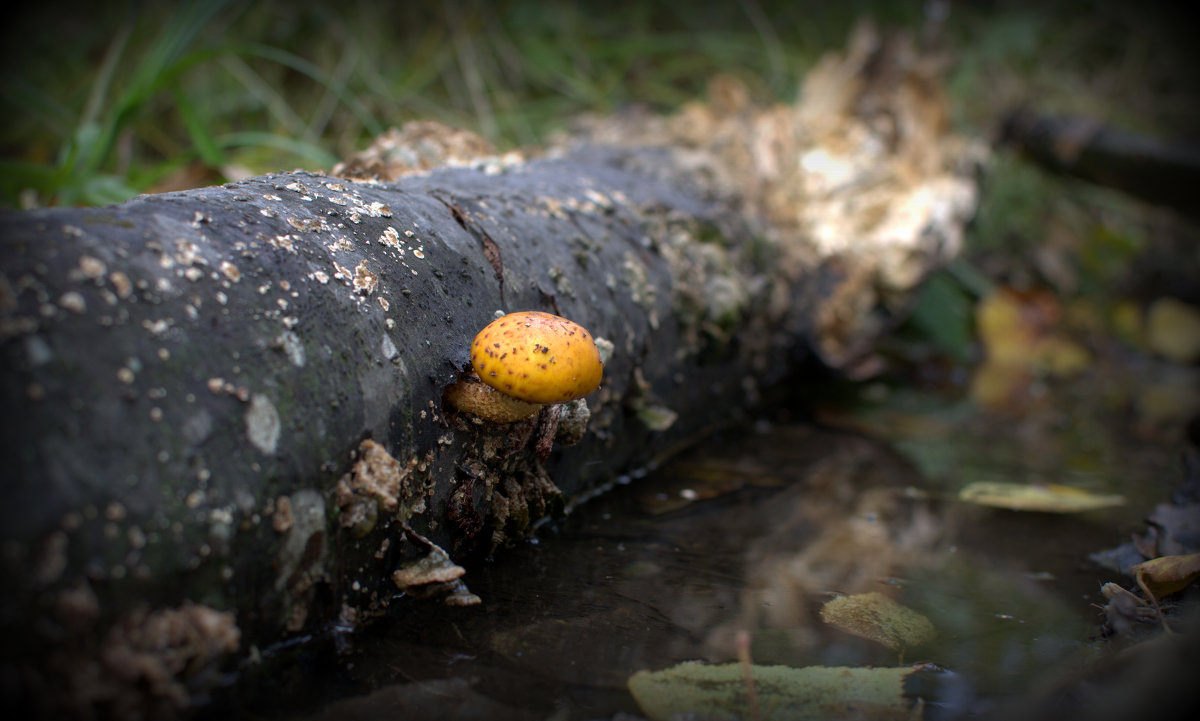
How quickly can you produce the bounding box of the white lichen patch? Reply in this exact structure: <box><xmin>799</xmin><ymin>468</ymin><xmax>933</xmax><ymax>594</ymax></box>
<box><xmin>287</xmin><ymin>216</ymin><xmax>324</xmax><ymax>233</ymax></box>
<box><xmin>537</xmin><ymin>195</ymin><xmax>567</xmax><ymax>219</ymax></box>
<box><xmin>380</xmin><ymin>333</ymin><xmax>397</xmax><ymax>359</ymax></box>
<box><xmin>218</xmin><ymin>261</ymin><xmax>240</xmax><ymax>283</ymax></box>
<box><xmin>352</xmin><ymin>261</ymin><xmax>378</xmax><ymax>295</ymax></box>
<box><xmin>264</xmin><ymin>233</ymin><xmax>297</xmax><ymax>253</ymax></box>
<box><xmin>245</xmin><ymin>393</ymin><xmax>280</xmax><ymax>455</ymax></box>
<box><xmin>593</xmin><ymin>336</ymin><xmax>615</xmax><ymax>365</ymax></box>
<box><xmin>173</xmin><ymin>238</ymin><xmax>206</xmax><ymax>267</ymax></box>
<box><xmin>273</xmin><ymin>330</ymin><xmax>306</xmax><ymax>367</ymax></box>
<box><xmin>58</xmin><ymin>291</ymin><xmax>86</xmax><ymax>314</ymax></box>
<box><xmin>326</xmin><ymin>237</ymin><xmax>354</xmax><ymax>253</ymax></box>
<box><xmin>364</xmin><ymin>201</ymin><xmax>392</xmax><ymax>218</ymax></box>
<box><xmin>141</xmin><ymin>318</ymin><xmax>172</xmax><ymax>337</ymax></box>
<box><xmin>109</xmin><ymin>271</ymin><xmax>132</xmax><ymax>299</ymax></box>
<box><xmin>78</xmin><ymin>255</ymin><xmax>106</xmax><ymax>280</ymax></box>
<box><xmin>379</xmin><ymin>226</ymin><xmax>402</xmax><ymax>250</ymax></box>
<box><xmin>310</xmin><ymin>270</ymin><xmax>329</xmax><ymax>285</ymax></box>
<box><xmin>583</xmin><ymin>188</ymin><xmax>613</xmax><ymax>208</ymax></box>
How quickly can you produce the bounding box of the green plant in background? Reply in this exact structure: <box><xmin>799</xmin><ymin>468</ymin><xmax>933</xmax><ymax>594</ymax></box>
<box><xmin>2</xmin><ymin>0</ymin><xmax>1189</xmax><ymax>230</ymax></box>
<box><xmin>3</xmin><ymin>1</ymin><xmax>921</xmax><ymax>209</ymax></box>
<box><xmin>1</xmin><ymin>1</ymin><xmax>360</xmax><ymax>208</ymax></box>
<box><xmin>903</xmin><ymin>259</ymin><xmax>993</xmax><ymax>363</ymax></box>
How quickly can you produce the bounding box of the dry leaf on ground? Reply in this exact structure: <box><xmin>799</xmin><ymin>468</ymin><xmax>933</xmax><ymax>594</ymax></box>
<box><xmin>1131</xmin><ymin>553</ymin><xmax>1200</xmax><ymax>602</ymax></box>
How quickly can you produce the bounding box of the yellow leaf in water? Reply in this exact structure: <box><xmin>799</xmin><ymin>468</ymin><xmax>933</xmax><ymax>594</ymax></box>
<box><xmin>1131</xmin><ymin>553</ymin><xmax>1200</xmax><ymax>601</ymax></box>
<box><xmin>968</xmin><ymin>360</ymin><xmax>1029</xmax><ymax>409</ymax></box>
<box><xmin>628</xmin><ymin>662</ymin><xmax>925</xmax><ymax>721</ymax></box>
<box><xmin>976</xmin><ymin>291</ymin><xmax>1036</xmax><ymax>365</ymax></box>
<box><xmin>1146</xmin><ymin>297</ymin><xmax>1200</xmax><ymax>364</ymax></box>
<box><xmin>958</xmin><ymin>481</ymin><xmax>1125</xmax><ymax>513</ymax></box>
<box><xmin>1031</xmin><ymin>335</ymin><xmax>1091</xmax><ymax>376</ymax></box>
<box><xmin>820</xmin><ymin>592</ymin><xmax>936</xmax><ymax>652</ymax></box>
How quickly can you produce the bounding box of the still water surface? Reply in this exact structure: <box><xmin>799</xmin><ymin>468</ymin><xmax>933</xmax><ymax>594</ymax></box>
<box><xmin>230</xmin><ymin>388</ymin><xmax>1184</xmax><ymax>720</ymax></box>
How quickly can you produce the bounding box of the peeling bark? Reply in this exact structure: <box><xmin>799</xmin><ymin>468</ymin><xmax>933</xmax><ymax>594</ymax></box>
<box><xmin>0</xmin><ymin>25</ymin><xmax>984</xmax><ymax>716</ymax></box>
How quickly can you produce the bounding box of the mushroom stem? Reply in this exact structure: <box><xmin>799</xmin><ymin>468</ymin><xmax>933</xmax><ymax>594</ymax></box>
<box><xmin>443</xmin><ymin>374</ymin><xmax>542</xmax><ymax>423</ymax></box>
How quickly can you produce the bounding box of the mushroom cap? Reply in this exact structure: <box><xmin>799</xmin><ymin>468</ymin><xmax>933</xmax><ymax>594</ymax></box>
<box><xmin>470</xmin><ymin>311</ymin><xmax>604</xmax><ymax>404</ymax></box>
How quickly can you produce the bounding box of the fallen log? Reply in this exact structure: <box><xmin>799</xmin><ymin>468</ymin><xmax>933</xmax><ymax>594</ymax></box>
<box><xmin>1000</xmin><ymin>108</ymin><xmax>1200</xmax><ymax>218</ymax></box>
<box><xmin>0</xmin><ymin>25</ymin><xmax>983</xmax><ymax>717</ymax></box>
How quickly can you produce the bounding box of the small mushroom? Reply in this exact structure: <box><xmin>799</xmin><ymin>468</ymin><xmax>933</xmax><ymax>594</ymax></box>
<box><xmin>444</xmin><ymin>311</ymin><xmax>604</xmax><ymax>423</ymax></box>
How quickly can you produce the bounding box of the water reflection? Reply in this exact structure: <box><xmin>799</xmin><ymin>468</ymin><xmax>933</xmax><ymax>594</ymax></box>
<box><xmin>228</xmin><ymin>408</ymin><xmax>1172</xmax><ymax>720</ymax></box>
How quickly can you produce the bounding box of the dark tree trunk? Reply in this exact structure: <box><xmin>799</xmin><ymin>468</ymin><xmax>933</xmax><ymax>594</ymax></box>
<box><xmin>0</xmin><ymin>27</ymin><xmax>982</xmax><ymax>717</ymax></box>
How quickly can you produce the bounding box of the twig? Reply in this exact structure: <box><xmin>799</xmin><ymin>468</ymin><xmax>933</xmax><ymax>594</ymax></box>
<box><xmin>737</xmin><ymin>630</ymin><xmax>761</xmax><ymax>721</ymax></box>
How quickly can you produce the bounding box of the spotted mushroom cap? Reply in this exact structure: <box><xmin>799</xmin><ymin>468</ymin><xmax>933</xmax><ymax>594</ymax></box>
<box><xmin>470</xmin><ymin>311</ymin><xmax>604</xmax><ymax>404</ymax></box>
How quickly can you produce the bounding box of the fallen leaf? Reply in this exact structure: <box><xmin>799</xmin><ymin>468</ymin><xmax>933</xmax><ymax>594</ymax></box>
<box><xmin>969</xmin><ymin>288</ymin><xmax>1092</xmax><ymax>410</ymax></box>
<box><xmin>1131</xmin><ymin>553</ymin><xmax>1200</xmax><ymax>601</ymax></box>
<box><xmin>1030</xmin><ymin>335</ymin><xmax>1091</xmax><ymax>375</ymax></box>
<box><xmin>820</xmin><ymin>592</ymin><xmax>936</xmax><ymax>652</ymax></box>
<box><xmin>1145</xmin><ymin>297</ymin><xmax>1200</xmax><ymax>363</ymax></box>
<box><xmin>628</xmin><ymin>662</ymin><xmax>926</xmax><ymax>721</ymax></box>
<box><xmin>637</xmin><ymin>459</ymin><xmax>786</xmax><ymax>515</ymax></box>
<box><xmin>958</xmin><ymin>481</ymin><xmax>1125</xmax><ymax>513</ymax></box>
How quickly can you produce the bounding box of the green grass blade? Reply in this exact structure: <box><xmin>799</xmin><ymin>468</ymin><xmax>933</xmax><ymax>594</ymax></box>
<box><xmin>217</xmin><ymin>131</ymin><xmax>339</xmax><ymax>170</ymax></box>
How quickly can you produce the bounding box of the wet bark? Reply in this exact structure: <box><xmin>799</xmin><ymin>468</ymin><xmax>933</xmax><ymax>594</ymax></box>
<box><xmin>1</xmin><ymin>147</ymin><xmax>808</xmax><ymax>610</ymax></box>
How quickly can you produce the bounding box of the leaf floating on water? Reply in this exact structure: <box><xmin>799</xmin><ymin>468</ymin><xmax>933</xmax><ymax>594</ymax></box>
<box><xmin>820</xmin><ymin>592</ymin><xmax>936</xmax><ymax>652</ymax></box>
<box><xmin>627</xmin><ymin>662</ymin><xmax>926</xmax><ymax>721</ymax></box>
<box><xmin>968</xmin><ymin>287</ymin><xmax>1092</xmax><ymax>410</ymax></box>
<box><xmin>1131</xmin><ymin>553</ymin><xmax>1200</xmax><ymax>601</ymax></box>
<box><xmin>958</xmin><ymin>481</ymin><xmax>1125</xmax><ymax>513</ymax></box>
<box><xmin>636</xmin><ymin>403</ymin><xmax>679</xmax><ymax>431</ymax></box>
<box><xmin>1146</xmin><ymin>297</ymin><xmax>1200</xmax><ymax>364</ymax></box>
<box><xmin>637</xmin><ymin>459</ymin><xmax>787</xmax><ymax>514</ymax></box>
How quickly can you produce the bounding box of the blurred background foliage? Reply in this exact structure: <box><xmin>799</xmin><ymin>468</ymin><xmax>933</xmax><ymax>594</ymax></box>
<box><xmin>1</xmin><ymin>0</ymin><xmax>1193</xmax><ymax>210</ymax></box>
<box><xmin>1</xmin><ymin>0</ymin><xmax>1196</xmax><ymax>375</ymax></box>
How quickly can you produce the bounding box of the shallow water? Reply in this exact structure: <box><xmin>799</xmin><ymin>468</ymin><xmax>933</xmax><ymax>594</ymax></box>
<box><xmin>220</xmin><ymin>381</ymin><xmax>1191</xmax><ymax>720</ymax></box>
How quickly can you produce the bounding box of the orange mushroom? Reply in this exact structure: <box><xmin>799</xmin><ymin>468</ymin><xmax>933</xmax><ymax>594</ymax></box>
<box><xmin>444</xmin><ymin>311</ymin><xmax>604</xmax><ymax>423</ymax></box>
